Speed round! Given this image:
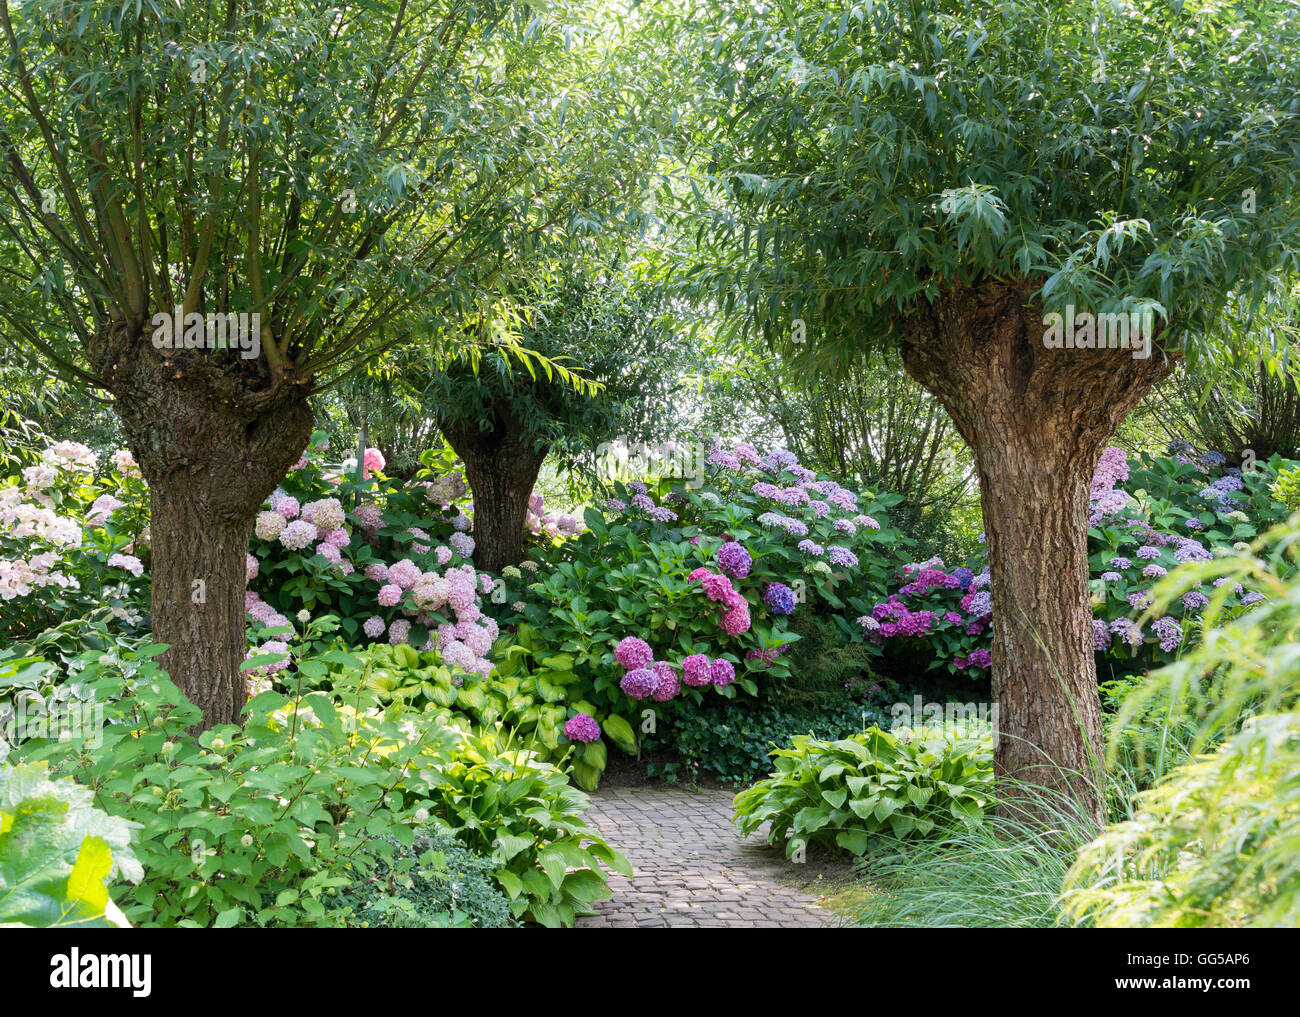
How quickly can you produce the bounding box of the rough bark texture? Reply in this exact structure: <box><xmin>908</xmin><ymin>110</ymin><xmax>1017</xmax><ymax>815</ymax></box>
<box><xmin>89</xmin><ymin>321</ymin><xmax>313</xmax><ymax>729</ymax></box>
<box><xmin>900</xmin><ymin>279</ymin><xmax>1174</xmax><ymax>816</ymax></box>
<box><xmin>441</xmin><ymin>401</ymin><xmax>549</xmax><ymax>573</ymax></box>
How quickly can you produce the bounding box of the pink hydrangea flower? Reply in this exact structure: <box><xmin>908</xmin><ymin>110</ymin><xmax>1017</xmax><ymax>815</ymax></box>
<box><xmin>682</xmin><ymin>654</ymin><xmax>712</xmax><ymax>687</ymax></box>
<box><xmin>614</xmin><ymin>636</ymin><xmax>653</xmax><ymax>670</ymax></box>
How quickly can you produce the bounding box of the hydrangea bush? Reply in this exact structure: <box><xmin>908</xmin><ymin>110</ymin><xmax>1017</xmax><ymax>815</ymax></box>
<box><xmin>502</xmin><ymin>440</ymin><xmax>906</xmax><ymax>788</ymax></box>
<box><xmin>852</xmin><ymin>443</ymin><xmax>1294</xmax><ymax>682</ymax></box>
<box><xmin>0</xmin><ymin>439</ymin><xmax>149</xmax><ymax>639</ymax></box>
<box><xmin>244</xmin><ymin>433</ymin><xmax>503</xmax><ymax>682</ymax></box>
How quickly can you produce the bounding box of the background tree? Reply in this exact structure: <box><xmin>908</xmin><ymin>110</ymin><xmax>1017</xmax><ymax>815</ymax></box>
<box><xmin>0</xmin><ymin>0</ymin><xmax>668</xmax><ymax>726</ymax></box>
<box><xmin>429</xmin><ymin>273</ymin><xmax>687</xmax><ymax>571</ymax></box>
<box><xmin>1137</xmin><ymin>284</ymin><xmax>1300</xmax><ymax>462</ymax></box>
<box><xmin>688</xmin><ymin>0</ymin><xmax>1300</xmax><ymax>810</ymax></box>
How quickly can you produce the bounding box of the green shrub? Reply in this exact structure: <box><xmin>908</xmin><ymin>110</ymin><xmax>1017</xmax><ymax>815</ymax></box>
<box><xmin>0</xmin><ymin>760</ymin><xmax>138</xmax><ymax>927</ymax></box>
<box><xmin>339</xmin><ymin>831</ymin><xmax>517</xmax><ymax>928</ymax></box>
<box><xmin>10</xmin><ymin>641</ymin><xmax>626</xmax><ymax>927</ymax></box>
<box><xmin>732</xmin><ymin>724</ymin><xmax>992</xmax><ymax>857</ymax></box>
<box><xmin>644</xmin><ymin>700</ymin><xmax>886</xmax><ymax>786</ymax></box>
<box><xmin>424</xmin><ymin>726</ymin><xmax>632</xmax><ymax>928</ymax></box>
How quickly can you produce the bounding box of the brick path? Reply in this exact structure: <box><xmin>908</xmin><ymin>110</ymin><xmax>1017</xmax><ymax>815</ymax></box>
<box><xmin>575</xmin><ymin>786</ymin><xmax>842</xmax><ymax>928</ymax></box>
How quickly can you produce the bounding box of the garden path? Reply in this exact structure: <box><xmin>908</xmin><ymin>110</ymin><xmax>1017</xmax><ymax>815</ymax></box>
<box><xmin>575</xmin><ymin>785</ymin><xmax>844</xmax><ymax>928</ymax></box>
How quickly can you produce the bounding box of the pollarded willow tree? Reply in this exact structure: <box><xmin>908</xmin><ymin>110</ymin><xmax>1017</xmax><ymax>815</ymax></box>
<box><xmin>0</xmin><ymin>0</ymin><xmax>669</xmax><ymax>727</ymax></box>
<box><xmin>689</xmin><ymin>0</ymin><xmax>1300</xmax><ymax>809</ymax></box>
<box><xmin>431</xmin><ymin>273</ymin><xmax>687</xmax><ymax>571</ymax></box>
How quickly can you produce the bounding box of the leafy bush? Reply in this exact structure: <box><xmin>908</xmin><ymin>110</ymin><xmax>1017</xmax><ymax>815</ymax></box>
<box><xmin>732</xmin><ymin>725</ymin><xmax>992</xmax><ymax>857</ymax></box>
<box><xmin>338</xmin><ymin>831</ymin><xmax>517</xmax><ymax>928</ymax></box>
<box><xmin>0</xmin><ymin>760</ymin><xmax>138</xmax><ymax>927</ymax></box>
<box><xmin>501</xmin><ymin>439</ymin><xmax>905</xmax><ymax>787</ymax></box>
<box><xmin>423</xmin><ymin>726</ymin><xmax>632</xmax><ymax>928</ymax></box>
<box><xmin>1063</xmin><ymin>520</ymin><xmax>1300</xmax><ymax>927</ymax></box>
<box><xmin>9</xmin><ymin>640</ymin><xmax>625</xmax><ymax>928</ymax></box>
<box><xmin>852</xmin><ymin>444</ymin><xmax>1295</xmax><ymax>682</ymax></box>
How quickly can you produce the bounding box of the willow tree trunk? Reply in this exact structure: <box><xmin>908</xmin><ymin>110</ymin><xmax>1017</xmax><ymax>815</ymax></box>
<box><xmin>440</xmin><ymin>402</ymin><xmax>549</xmax><ymax>573</ymax></box>
<box><xmin>902</xmin><ymin>279</ymin><xmax>1173</xmax><ymax>818</ymax></box>
<box><xmin>91</xmin><ymin>322</ymin><xmax>313</xmax><ymax>729</ymax></box>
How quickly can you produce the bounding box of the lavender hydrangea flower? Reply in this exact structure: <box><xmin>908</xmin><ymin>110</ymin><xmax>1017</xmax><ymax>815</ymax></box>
<box><xmin>1152</xmin><ymin>617</ymin><xmax>1182</xmax><ymax>653</ymax></box>
<box><xmin>1142</xmin><ymin>563</ymin><xmax>1168</xmax><ymax>579</ymax></box>
<box><xmin>1182</xmin><ymin>590</ymin><xmax>1210</xmax><ymax>611</ymax></box>
<box><xmin>826</xmin><ymin>546</ymin><xmax>859</xmax><ymax>568</ymax></box>
<box><xmin>620</xmin><ymin>667</ymin><xmax>657</xmax><ymax>699</ymax></box>
<box><xmin>1109</xmin><ymin>557</ymin><xmax>1132</xmax><ymax>570</ymax></box>
<box><xmin>797</xmin><ymin>539</ymin><xmax>824</xmax><ymax>556</ymax></box>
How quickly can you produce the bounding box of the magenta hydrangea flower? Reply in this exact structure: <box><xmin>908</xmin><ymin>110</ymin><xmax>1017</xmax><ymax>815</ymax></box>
<box><xmin>709</xmin><ymin>658</ymin><xmax>735</xmax><ymax>686</ymax></box>
<box><xmin>682</xmin><ymin>654</ymin><xmax>712</xmax><ymax>686</ymax></box>
<box><xmin>620</xmin><ymin>667</ymin><xmax>657</xmax><ymax>699</ymax></box>
<box><xmin>564</xmin><ymin>713</ymin><xmax>601</xmax><ymax>743</ymax></box>
<box><xmin>614</xmin><ymin>636</ymin><xmax>653</xmax><ymax>670</ymax></box>
<box><xmin>701</xmin><ymin>572</ymin><xmax>735</xmax><ymax>603</ymax></box>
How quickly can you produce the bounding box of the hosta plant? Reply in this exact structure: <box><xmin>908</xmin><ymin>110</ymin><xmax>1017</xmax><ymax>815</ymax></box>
<box><xmin>732</xmin><ymin>725</ymin><xmax>993</xmax><ymax>858</ymax></box>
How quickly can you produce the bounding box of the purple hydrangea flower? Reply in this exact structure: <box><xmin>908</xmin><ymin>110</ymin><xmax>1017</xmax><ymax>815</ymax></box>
<box><xmin>763</xmin><ymin>582</ymin><xmax>796</xmax><ymax>616</ymax></box>
<box><xmin>1152</xmin><ymin>617</ymin><xmax>1182</xmax><ymax>653</ymax></box>
<box><xmin>709</xmin><ymin>658</ymin><xmax>735</xmax><ymax>686</ymax></box>
<box><xmin>716</xmin><ymin>541</ymin><xmax>752</xmax><ymax>578</ymax></box>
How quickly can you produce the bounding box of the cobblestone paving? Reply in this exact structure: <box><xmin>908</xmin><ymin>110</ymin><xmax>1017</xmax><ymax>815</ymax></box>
<box><xmin>575</xmin><ymin>786</ymin><xmax>842</xmax><ymax>928</ymax></box>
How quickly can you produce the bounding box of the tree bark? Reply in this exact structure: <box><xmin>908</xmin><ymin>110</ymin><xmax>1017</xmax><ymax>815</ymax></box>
<box><xmin>440</xmin><ymin>401</ymin><xmax>549</xmax><ymax>573</ymax></box>
<box><xmin>90</xmin><ymin>321</ymin><xmax>313</xmax><ymax>728</ymax></box>
<box><xmin>901</xmin><ymin>279</ymin><xmax>1174</xmax><ymax>818</ymax></box>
